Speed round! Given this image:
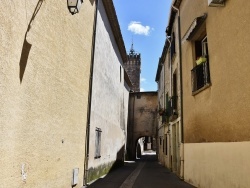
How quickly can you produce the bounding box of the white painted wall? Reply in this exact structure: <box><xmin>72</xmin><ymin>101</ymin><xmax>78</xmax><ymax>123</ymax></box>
<box><xmin>87</xmin><ymin>0</ymin><xmax>129</xmax><ymax>180</ymax></box>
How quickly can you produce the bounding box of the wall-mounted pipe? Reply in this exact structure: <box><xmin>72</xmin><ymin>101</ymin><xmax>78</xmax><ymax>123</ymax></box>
<box><xmin>83</xmin><ymin>0</ymin><xmax>99</xmax><ymax>186</ymax></box>
<box><xmin>172</xmin><ymin>4</ymin><xmax>184</xmax><ymax>180</ymax></box>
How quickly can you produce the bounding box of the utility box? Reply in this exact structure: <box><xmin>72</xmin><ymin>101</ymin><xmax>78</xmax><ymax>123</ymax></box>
<box><xmin>72</xmin><ymin>168</ymin><xmax>79</xmax><ymax>186</ymax></box>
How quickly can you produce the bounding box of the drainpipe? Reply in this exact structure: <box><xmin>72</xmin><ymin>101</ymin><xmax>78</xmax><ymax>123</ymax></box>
<box><xmin>83</xmin><ymin>0</ymin><xmax>99</xmax><ymax>186</ymax></box>
<box><xmin>166</xmin><ymin>37</ymin><xmax>171</xmax><ymax>168</ymax></box>
<box><xmin>172</xmin><ymin>4</ymin><xmax>184</xmax><ymax>180</ymax></box>
<box><xmin>163</xmin><ymin>59</ymin><xmax>165</xmax><ymax>165</ymax></box>
<box><xmin>166</xmin><ymin>37</ymin><xmax>171</xmax><ymax>97</ymax></box>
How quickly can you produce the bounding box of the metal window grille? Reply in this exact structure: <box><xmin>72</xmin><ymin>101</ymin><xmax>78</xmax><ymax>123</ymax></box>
<box><xmin>191</xmin><ymin>61</ymin><xmax>210</xmax><ymax>92</ymax></box>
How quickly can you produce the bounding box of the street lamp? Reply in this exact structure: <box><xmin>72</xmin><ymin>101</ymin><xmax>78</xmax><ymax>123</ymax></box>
<box><xmin>67</xmin><ymin>0</ymin><xmax>83</xmax><ymax>15</ymax></box>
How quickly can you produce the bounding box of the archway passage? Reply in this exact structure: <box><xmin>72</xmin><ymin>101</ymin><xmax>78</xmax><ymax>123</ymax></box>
<box><xmin>136</xmin><ymin>136</ymin><xmax>157</xmax><ymax>159</ymax></box>
<box><xmin>126</xmin><ymin>92</ymin><xmax>158</xmax><ymax>160</ymax></box>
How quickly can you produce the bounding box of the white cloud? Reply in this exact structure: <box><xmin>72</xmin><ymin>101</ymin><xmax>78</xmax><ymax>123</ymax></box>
<box><xmin>140</xmin><ymin>77</ymin><xmax>146</xmax><ymax>83</ymax></box>
<box><xmin>140</xmin><ymin>88</ymin><xmax>145</xmax><ymax>92</ymax></box>
<box><xmin>128</xmin><ymin>21</ymin><xmax>152</xmax><ymax>36</ymax></box>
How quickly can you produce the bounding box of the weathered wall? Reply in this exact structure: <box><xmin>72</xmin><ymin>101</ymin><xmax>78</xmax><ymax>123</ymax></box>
<box><xmin>87</xmin><ymin>0</ymin><xmax>129</xmax><ymax>182</ymax></box>
<box><xmin>157</xmin><ymin>8</ymin><xmax>183</xmax><ymax>174</ymax></box>
<box><xmin>124</xmin><ymin>53</ymin><xmax>141</xmax><ymax>92</ymax></box>
<box><xmin>184</xmin><ymin>142</ymin><xmax>250</xmax><ymax>188</ymax></box>
<box><xmin>123</xmin><ymin>81</ymin><xmax>130</xmax><ymax>154</ymax></box>
<box><xmin>0</xmin><ymin>0</ymin><xmax>95</xmax><ymax>187</ymax></box>
<box><xmin>127</xmin><ymin>92</ymin><xmax>158</xmax><ymax>159</ymax></box>
<box><xmin>157</xmin><ymin>64</ymin><xmax>165</xmax><ymax>164</ymax></box>
<box><xmin>163</xmin><ymin>52</ymin><xmax>172</xmax><ymax>168</ymax></box>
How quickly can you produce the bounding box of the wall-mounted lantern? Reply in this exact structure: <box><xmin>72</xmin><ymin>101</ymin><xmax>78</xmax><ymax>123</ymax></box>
<box><xmin>67</xmin><ymin>0</ymin><xmax>83</xmax><ymax>15</ymax></box>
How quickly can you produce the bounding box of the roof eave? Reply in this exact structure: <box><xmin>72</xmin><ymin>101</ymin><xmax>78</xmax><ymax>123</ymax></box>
<box><xmin>166</xmin><ymin>0</ymin><xmax>182</xmax><ymax>36</ymax></box>
<box><xmin>102</xmin><ymin>1</ymin><xmax>127</xmax><ymax>63</ymax></box>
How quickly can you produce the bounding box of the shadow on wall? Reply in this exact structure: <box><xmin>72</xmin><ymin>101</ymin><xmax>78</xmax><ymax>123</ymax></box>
<box><xmin>87</xmin><ymin>145</ymin><xmax>125</xmax><ymax>185</ymax></box>
<box><xmin>19</xmin><ymin>0</ymin><xmax>44</xmax><ymax>83</ymax></box>
<box><xmin>89</xmin><ymin>0</ymin><xmax>95</xmax><ymax>5</ymax></box>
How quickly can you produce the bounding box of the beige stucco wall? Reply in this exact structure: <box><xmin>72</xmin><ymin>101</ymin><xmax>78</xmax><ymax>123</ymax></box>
<box><xmin>180</xmin><ymin>0</ymin><xmax>250</xmax><ymax>187</ymax></box>
<box><xmin>0</xmin><ymin>0</ymin><xmax>95</xmax><ymax>187</ymax></box>
<box><xmin>184</xmin><ymin>142</ymin><xmax>250</xmax><ymax>188</ymax></box>
<box><xmin>182</xmin><ymin>0</ymin><xmax>250</xmax><ymax>142</ymax></box>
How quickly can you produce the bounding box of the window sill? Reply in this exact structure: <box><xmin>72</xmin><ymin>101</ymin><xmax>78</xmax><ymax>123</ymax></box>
<box><xmin>192</xmin><ymin>83</ymin><xmax>211</xmax><ymax>96</ymax></box>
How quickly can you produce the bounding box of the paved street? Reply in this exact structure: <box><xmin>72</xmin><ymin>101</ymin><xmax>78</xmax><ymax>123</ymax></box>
<box><xmin>88</xmin><ymin>151</ymin><xmax>195</xmax><ymax>188</ymax></box>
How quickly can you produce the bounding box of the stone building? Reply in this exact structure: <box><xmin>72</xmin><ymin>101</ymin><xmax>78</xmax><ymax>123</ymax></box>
<box><xmin>127</xmin><ymin>92</ymin><xmax>158</xmax><ymax>160</ymax></box>
<box><xmin>0</xmin><ymin>0</ymin><xmax>95</xmax><ymax>187</ymax></box>
<box><xmin>123</xmin><ymin>44</ymin><xmax>141</xmax><ymax>92</ymax></box>
<box><xmin>155</xmin><ymin>0</ymin><xmax>183</xmax><ymax>178</ymax></box>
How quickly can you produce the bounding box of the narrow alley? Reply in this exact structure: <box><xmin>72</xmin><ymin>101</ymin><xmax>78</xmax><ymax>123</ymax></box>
<box><xmin>1</xmin><ymin>0</ymin><xmax>250</xmax><ymax>187</ymax></box>
<box><xmin>88</xmin><ymin>151</ymin><xmax>195</xmax><ymax>188</ymax></box>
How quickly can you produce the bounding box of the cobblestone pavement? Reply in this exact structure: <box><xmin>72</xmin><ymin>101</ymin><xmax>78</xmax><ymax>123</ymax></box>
<box><xmin>87</xmin><ymin>151</ymin><xmax>196</xmax><ymax>188</ymax></box>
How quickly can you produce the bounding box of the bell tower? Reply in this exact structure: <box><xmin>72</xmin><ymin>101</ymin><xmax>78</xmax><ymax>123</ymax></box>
<box><xmin>124</xmin><ymin>43</ymin><xmax>141</xmax><ymax>92</ymax></box>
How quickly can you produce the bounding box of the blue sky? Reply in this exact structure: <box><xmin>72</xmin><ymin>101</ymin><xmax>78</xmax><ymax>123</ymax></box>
<box><xmin>113</xmin><ymin>0</ymin><xmax>172</xmax><ymax>91</ymax></box>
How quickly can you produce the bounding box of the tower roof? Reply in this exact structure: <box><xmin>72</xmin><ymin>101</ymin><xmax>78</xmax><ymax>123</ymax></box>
<box><xmin>129</xmin><ymin>42</ymin><xmax>135</xmax><ymax>55</ymax></box>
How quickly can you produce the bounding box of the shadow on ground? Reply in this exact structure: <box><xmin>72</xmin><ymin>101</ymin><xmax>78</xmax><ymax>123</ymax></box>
<box><xmin>88</xmin><ymin>150</ymin><xmax>195</xmax><ymax>188</ymax></box>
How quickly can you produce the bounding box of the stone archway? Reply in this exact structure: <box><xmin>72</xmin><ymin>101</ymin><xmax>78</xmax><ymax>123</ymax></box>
<box><xmin>126</xmin><ymin>92</ymin><xmax>158</xmax><ymax>160</ymax></box>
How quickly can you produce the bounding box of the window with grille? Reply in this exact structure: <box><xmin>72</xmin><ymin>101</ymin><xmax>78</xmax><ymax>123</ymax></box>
<box><xmin>191</xmin><ymin>35</ymin><xmax>211</xmax><ymax>93</ymax></box>
<box><xmin>95</xmin><ymin>128</ymin><xmax>102</xmax><ymax>159</ymax></box>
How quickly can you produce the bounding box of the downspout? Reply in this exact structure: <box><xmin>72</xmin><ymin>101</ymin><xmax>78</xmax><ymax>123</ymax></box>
<box><xmin>163</xmin><ymin>59</ymin><xmax>165</xmax><ymax>165</ymax></box>
<box><xmin>83</xmin><ymin>0</ymin><xmax>99</xmax><ymax>186</ymax></box>
<box><xmin>166</xmin><ymin>37</ymin><xmax>171</xmax><ymax>168</ymax></box>
<box><xmin>166</xmin><ymin>37</ymin><xmax>171</xmax><ymax>97</ymax></box>
<box><xmin>172</xmin><ymin>4</ymin><xmax>184</xmax><ymax>179</ymax></box>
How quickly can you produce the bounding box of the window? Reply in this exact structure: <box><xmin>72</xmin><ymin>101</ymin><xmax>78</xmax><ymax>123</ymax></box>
<box><xmin>171</xmin><ymin>32</ymin><xmax>176</xmax><ymax>59</ymax></box>
<box><xmin>194</xmin><ymin>36</ymin><xmax>208</xmax><ymax>60</ymax></box>
<box><xmin>165</xmin><ymin>135</ymin><xmax>168</xmax><ymax>155</ymax></box>
<box><xmin>162</xmin><ymin>113</ymin><xmax>166</xmax><ymax>123</ymax></box>
<box><xmin>165</xmin><ymin>93</ymin><xmax>169</xmax><ymax>112</ymax></box>
<box><xmin>95</xmin><ymin>128</ymin><xmax>102</xmax><ymax>159</ymax></box>
<box><xmin>120</xmin><ymin>66</ymin><xmax>122</xmax><ymax>82</ymax></box>
<box><xmin>172</xmin><ymin>73</ymin><xmax>178</xmax><ymax>111</ymax></box>
<box><xmin>163</xmin><ymin>138</ymin><xmax>164</xmax><ymax>153</ymax></box>
<box><xmin>191</xmin><ymin>35</ymin><xmax>210</xmax><ymax>93</ymax></box>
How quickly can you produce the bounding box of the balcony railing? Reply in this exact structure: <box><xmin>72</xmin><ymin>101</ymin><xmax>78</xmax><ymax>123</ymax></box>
<box><xmin>191</xmin><ymin>61</ymin><xmax>210</xmax><ymax>92</ymax></box>
<box><xmin>166</xmin><ymin>96</ymin><xmax>178</xmax><ymax>120</ymax></box>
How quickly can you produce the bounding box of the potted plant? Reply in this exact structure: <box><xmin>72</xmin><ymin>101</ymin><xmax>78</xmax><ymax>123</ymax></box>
<box><xmin>196</xmin><ymin>56</ymin><xmax>207</xmax><ymax>65</ymax></box>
